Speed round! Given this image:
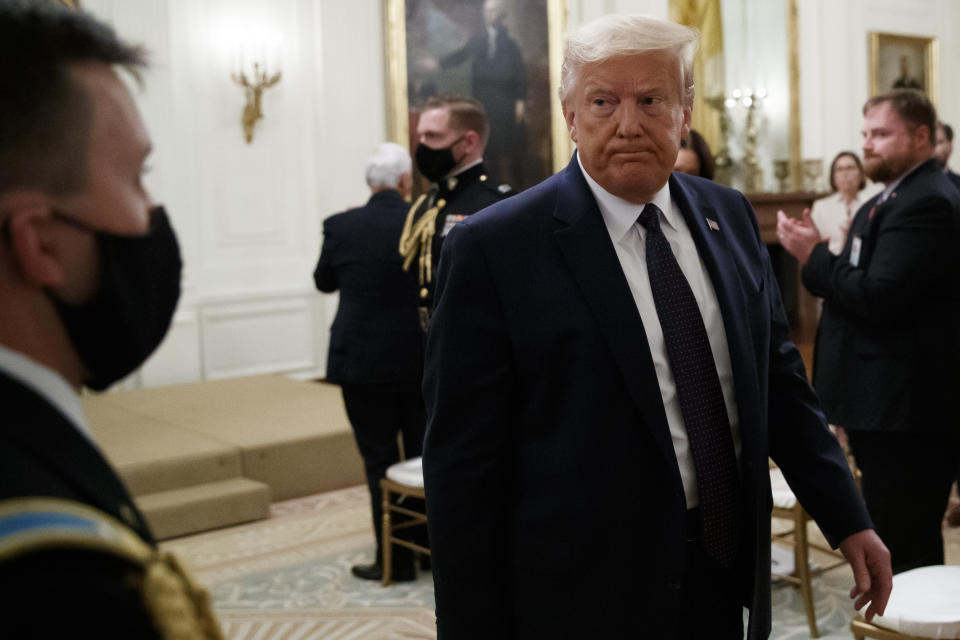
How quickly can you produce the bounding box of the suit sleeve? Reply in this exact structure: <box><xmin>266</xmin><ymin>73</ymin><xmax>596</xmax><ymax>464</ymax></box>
<box><xmin>422</xmin><ymin>222</ymin><xmax>515</xmax><ymax>638</ymax></box>
<box><xmin>313</xmin><ymin>218</ymin><xmax>338</xmax><ymax>293</ymax></box>
<box><xmin>802</xmin><ymin>193</ymin><xmax>956</xmax><ymax>327</ymax></box>
<box><xmin>733</xmin><ymin>194</ymin><xmax>872</xmax><ymax>546</ymax></box>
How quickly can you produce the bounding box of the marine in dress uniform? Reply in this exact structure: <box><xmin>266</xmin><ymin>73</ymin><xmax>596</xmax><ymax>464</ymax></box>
<box><xmin>398</xmin><ymin>96</ymin><xmax>515</xmax><ymax>330</ymax></box>
<box><xmin>399</xmin><ymin>162</ymin><xmax>513</xmax><ymax>329</ymax></box>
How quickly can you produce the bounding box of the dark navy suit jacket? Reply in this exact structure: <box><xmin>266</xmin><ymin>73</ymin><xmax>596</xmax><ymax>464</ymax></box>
<box><xmin>422</xmin><ymin>155</ymin><xmax>871</xmax><ymax>639</ymax></box>
<box><xmin>806</xmin><ymin>159</ymin><xmax>960</xmax><ymax>433</ymax></box>
<box><xmin>314</xmin><ymin>189</ymin><xmax>423</xmax><ymax>386</ymax></box>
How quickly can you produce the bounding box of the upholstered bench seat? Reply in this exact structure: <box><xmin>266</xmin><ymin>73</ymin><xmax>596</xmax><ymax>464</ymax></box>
<box><xmin>83</xmin><ymin>375</ymin><xmax>365</xmax><ymax>539</ymax></box>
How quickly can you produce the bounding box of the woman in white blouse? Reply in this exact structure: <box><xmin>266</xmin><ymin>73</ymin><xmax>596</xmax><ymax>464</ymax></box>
<box><xmin>810</xmin><ymin>151</ymin><xmax>882</xmax><ymax>254</ymax></box>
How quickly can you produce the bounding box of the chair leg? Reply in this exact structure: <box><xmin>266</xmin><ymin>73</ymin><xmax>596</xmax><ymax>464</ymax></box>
<box><xmin>381</xmin><ymin>483</ymin><xmax>392</xmax><ymax>587</ymax></box>
<box><xmin>794</xmin><ymin>508</ymin><xmax>819</xmax><ymax>638</ymax></box>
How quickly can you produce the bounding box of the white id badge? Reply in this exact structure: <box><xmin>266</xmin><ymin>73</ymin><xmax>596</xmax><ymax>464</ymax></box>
<box><xmin>850</xmin><ymin>236</ymin><xmax>862</xmax><ymax>267</ymax></box>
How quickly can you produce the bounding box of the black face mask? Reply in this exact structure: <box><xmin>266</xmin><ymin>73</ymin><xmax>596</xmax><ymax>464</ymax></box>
<box><xmin>52</xmin><ymin>206</ymin><xmax>183</xmax><ymax>391</ymax></box>
<box><xmin>415</xmin><ymin>136</ymin><xmax>465</xmax><ymax>182</ymax></box>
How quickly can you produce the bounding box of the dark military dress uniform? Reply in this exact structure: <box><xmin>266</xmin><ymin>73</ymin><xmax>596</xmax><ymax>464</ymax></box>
<box><xmin>399</xmin><ymin>162</ymin><xmax>513</xmax><ymax>329</ymax></box>
<box><xmin>0</xmin><ymin>374</ymin><xmax>223</xmax><ymax>639</ymax></box>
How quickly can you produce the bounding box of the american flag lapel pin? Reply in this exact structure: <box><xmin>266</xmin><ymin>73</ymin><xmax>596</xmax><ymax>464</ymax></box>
<box><xmin>707</xmin><ymin>218</ymin><xmax>720</xmax><ymax>232</ymax></box>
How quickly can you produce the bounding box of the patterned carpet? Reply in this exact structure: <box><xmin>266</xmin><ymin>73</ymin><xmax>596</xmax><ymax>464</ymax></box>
<box><xmin>162</xmin><ymin>486</ymin><xmax>959</xmax><ymax>640</ymax></box>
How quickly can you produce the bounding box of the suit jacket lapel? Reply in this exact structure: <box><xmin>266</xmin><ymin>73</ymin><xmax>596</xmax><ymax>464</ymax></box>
<box><xmin>552</xmin><ymin>157</ymin><xmax>679</xmax><ymax>473</ymax></box>
<box><xmin>669</xmin><ymin>176</ymin><xmax>760</xmax><ymax>443</ymax></box>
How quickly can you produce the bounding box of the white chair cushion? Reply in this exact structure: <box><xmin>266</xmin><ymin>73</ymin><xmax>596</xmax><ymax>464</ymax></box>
<box><xmin>385</xmin><ymin>456</ymin><xmax>424</xmax><ymax>488</ymax></box>
<box><xmin>769</xmin><ymin>467</ymin><xmax>797</xmax><ymax>509</ymax></box>
<box><xmin>864</xmin><ymin>565</ymin><xmax>960</xmax><ymax>638</ymax></box>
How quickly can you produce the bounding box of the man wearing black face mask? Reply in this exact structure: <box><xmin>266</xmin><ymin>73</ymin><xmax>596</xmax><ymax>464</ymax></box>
<box><xmin>399</xmin><ymin>96</ymin><xmax>514</xmax><ymax>330</ymax></box>
<box><xmin>0</xmin><ymin>3</ymin><xmax>216</xmax><ymax>637</ymax></box>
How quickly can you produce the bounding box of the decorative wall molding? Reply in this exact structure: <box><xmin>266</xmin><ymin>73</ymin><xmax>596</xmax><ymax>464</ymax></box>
<box><xmin>200</xmin><ymin>294</ymin><xmax>319</xmax><ymax>380</ymax></box>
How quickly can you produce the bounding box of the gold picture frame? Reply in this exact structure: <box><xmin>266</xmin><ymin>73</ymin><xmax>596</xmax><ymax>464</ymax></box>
<box><xmin>868</xmin><ymin>32</ymin><xmax>939</xmax><ymax>104</ymax></box>
<box><xmin>384</xmin><ymin>0</ymin><xmax>571</xmax><ymax>191</ymax></box>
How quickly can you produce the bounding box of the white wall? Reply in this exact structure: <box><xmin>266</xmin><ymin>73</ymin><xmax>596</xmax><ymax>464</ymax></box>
<box><xmin>799</xmin><ymin>0</ymin><xmax>960</xmax><ymax>177</ymax></box>
<box><xmin>82</xmin><ymin>0</ymin><xmax>386</xmax><ymax>387</ymax></box>
<box><xmin>567</xmin><ymin>0</ymin><xmax>668</xmax><ymax>24</ymax></box>
<box><xmin>81</xmin><ymin>0</ymin><xmax>960</xmax><ymax>389</ymax></box>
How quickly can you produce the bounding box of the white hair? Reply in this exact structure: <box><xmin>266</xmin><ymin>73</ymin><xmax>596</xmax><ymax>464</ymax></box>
<box><xmin>365</xmin><ymin>142</ymin><xmax>412</xmax><ymax>189</ymax></box>
<box><xmin>560</xmin><ymin>14</ymin><xmax>699</xmax><ymax>106</ymax></box>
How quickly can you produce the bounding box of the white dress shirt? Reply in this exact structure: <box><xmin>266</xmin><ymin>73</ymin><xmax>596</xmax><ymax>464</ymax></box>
<box><xmin>0</xmin><ymin>343</ymin><xmax>93</xmax><ymax>443</ymax></box>
<box><xmin>577</xmin><ymin>157</ymin><xmax>741</xmax><ymax>508</ymax></box>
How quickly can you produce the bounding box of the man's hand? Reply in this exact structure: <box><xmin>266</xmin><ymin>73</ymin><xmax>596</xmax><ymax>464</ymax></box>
<box><xmin>838</xmin><ymin>529</ymin><xmax>892</xmax><ymax>622</ymax></box>
<box><xmin>776</xmin><ymin>208</ymin><xmax>823</xmax><ymax>266</ymax></box>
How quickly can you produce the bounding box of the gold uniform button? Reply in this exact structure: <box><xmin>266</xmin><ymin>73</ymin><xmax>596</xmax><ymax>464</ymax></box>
<box><xmin>479</xmin><ymin>174</ymin><xmax>488</xmax><ymax>181</ymax></box>
<box><xmin>118</xmin><ymin>503</ymin><xmax>137</xmax><ymax>527</ymax></box>
<box><xmin>420</xmin><ymin>288</ymin><xmax>429</xmax><ymax>298</ymax></box>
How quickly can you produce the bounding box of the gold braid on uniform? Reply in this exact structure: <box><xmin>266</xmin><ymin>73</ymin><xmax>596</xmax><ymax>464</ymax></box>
<box><xmin>0</xmin><ymin>498</ymin><xmax>226</xmax><ymax>640</ymax></box>
<box><xmin>398</xmin><ymin>193</ymin><xmax>446</xmax><ymax>288</ymax></box>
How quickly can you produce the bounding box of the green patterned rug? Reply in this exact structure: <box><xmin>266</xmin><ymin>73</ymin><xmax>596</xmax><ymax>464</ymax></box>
<box><xmin>160</xmin><ymin>486</ymin><xmax>898</xmax><ymax>640</ymax></box>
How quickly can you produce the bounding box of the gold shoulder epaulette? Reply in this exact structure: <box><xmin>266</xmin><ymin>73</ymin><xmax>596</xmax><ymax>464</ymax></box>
<box><xmin>0</xmin><ymin>498</ymin><xmax>225</xmax><ymax>640</ymax></box>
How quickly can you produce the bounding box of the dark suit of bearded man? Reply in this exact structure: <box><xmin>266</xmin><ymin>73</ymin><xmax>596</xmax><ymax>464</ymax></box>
<box><xmin>805</xmin><ymin>157</ymin><xmax>960</xmax><ymax>573</ymax></box>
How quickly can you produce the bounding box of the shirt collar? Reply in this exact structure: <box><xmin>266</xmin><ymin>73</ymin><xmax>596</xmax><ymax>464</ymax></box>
<box><xmin>445</xmin><ymin>157</ymin><xmax>483</xmax><ymax>181</ymax></box>
<box><xmin>0</xmin><ymin>343</ymin><xmax>92</xmax><ymax>441</ymax></box>
<box><xmin>576</xmin><ymin>152</ymin><xmax>676</xmax><ymax>243</ymax></box>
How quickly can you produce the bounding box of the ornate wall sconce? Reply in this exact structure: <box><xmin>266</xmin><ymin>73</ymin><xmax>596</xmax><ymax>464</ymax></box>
<box><xmin>231</xmin><ymin>63</ymin><xmax>281</xmax><ymax>143</ymax></box>
<box><xmin>229</xmin><ymin>35</ymin><xmax>283</xmax><ymax>144</ymax></box>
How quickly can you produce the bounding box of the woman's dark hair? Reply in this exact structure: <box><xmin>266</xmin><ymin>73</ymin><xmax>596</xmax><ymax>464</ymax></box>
<box><xmin>679</xmin><ymin>129</ymin><xmax>715</xmax><ymax>180</ymax></box>
<box><xmin>828</xmin><ymin>151</ymin><xmax>866</xmax><ymax>192</ymax></box>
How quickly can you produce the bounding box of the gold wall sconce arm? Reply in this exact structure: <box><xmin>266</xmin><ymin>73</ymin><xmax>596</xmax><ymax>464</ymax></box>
<box><xmin>230</xmin><ymin>62</ymin><xmax>281</xmax><ymax>144</ymax></box>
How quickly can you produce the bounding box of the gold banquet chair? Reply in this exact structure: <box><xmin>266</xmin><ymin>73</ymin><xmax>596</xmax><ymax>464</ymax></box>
<box><xmin>770</xmin><ymin>466</ymin><xmax>848</xmax><ymax>638</ymax></box>
<box><xmin>850</xmin><ymin>565</ymin><xmax>960</xmax><ymax>640</ymax></box>
<box><xmin>380</xmin><ymin>456</ymin><xmax>429</xmax><ymax>586</ymax></box>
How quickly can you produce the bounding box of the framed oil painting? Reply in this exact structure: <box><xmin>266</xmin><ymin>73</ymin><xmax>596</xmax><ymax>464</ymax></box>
<box><xmin>869</xmin><ymin>32</ymin><xmax>938</xmax><ymax>104</ymax></box>
<box><xmin>385</xmin><ymin>0</ymin><xmax>570</xmax><ymax>193</ymax></box>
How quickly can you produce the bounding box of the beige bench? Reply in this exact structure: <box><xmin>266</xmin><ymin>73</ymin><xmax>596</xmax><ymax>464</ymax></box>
<box><xmin>83</xmin><ymin>375</ymin><xmax>364</xmax><ymax>539</ymax></box>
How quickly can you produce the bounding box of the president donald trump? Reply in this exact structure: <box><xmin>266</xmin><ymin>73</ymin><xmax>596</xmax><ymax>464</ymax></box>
<box><xmin>422</xmin><ymin>14</ymin><xmax>891</xmax><ymax>639</ymax></box>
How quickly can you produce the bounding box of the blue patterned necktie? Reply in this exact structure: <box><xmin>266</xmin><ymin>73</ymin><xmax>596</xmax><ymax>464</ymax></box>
<box><xmin>637</xmin><ymin>203</ymin><xmax>740</xmax><ymax>568</ymax></box>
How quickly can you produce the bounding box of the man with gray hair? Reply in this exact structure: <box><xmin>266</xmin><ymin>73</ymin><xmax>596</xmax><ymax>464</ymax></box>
<box><xmin>422</xmin><ymin>13</ymin><xmax>890</xmax><ymax>638</ymax></box>
<box><xmin>314</xmin><ymin>142</ymin><xmax>426</xmax><ymax>582</ymax></box>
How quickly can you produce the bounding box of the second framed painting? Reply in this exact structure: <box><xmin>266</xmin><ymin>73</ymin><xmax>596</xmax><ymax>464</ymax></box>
<box><xmin>868</xmin><ymin>32</ymin><xmax>939</xmax><ymax>104</ymax></box>
<box><xmin>385</xmin><ymin>0</ymin><xmax>570</xmax><ymax>193</ymax></box>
